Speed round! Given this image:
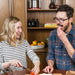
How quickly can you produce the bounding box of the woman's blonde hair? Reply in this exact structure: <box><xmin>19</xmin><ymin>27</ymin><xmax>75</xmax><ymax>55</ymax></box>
<box><xmin>0</xmin><ymin>16</ymin><xmax>24</xmax><ymax>46</ymax></box>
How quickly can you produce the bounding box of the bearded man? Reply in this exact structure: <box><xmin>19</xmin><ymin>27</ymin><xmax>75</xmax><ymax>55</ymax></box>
<box><xmin>43</xmin><ymin>4</ymin><xmax>75</xmax><ymax>73</ymax></box>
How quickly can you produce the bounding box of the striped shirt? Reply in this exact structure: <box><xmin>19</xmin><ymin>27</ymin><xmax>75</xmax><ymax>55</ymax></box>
<box><xmin>46</xmin><ymin>23</ymin><xmax>75</xmax><ymax>71</ymax></box>
<box><xmin>0</xmin><ymin>40</ymin><xmax>40</xmax><ymax>70</ymax></box>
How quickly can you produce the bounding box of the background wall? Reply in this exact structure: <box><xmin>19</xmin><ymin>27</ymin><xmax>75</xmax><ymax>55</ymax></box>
<box><xmin>66</xmin><ymin>0</ymin><xmax>75</xmax><ymax>24</ymax></box>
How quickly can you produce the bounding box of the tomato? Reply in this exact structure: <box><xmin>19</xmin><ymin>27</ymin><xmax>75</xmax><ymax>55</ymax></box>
<box><xmin>31</xmin><ymin>71</ymin><xmax>35</xmax><ymax>75</ymax></box>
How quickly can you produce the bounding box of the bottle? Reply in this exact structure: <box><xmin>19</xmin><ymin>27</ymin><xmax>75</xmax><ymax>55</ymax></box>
<box><xmin>28</xmin><ymin>0</ymin><xmax>31</xmax><ymax>8</ymax></box>
<box><xmin>49</xmin><ymin>0</ymin><xmax>55</xmax><ymax>9</ymax></box>
<box><xmin>27</xmin><ymin>19</ymin><xmax>31</xmax><ymax>27</ymax></box>
<box><xmin>31</xmin><ymin>19</ymin><xmax>35</xmax><ymax>27</ymax></box>
<box><xmin>35</xmin><ymin>19</ymin><xmax>39</xmax><ymax>27</ymax></box>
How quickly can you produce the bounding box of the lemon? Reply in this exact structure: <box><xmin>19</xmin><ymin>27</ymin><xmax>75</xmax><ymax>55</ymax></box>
<box><xmin>32</xmin><ymin>41</ymin><xmax>37</xmax><ymax>45</ymax></box>
<box><xmin>41</xmin><ymin>41</ymin><xmax>44</xmax><ymax>45</ymax></box>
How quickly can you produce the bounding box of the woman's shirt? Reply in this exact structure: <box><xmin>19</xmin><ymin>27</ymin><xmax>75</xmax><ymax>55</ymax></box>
<box><xmin>0</xmin><ymin>40</ymin><xmax>40</xmax><ymax>70</ymax></box>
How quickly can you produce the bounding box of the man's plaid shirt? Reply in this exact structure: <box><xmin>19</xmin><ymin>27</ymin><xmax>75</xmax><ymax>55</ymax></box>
<box><xmin>46</xmin><ymin>23</ymin><xmax>75</xmax><ymax>71</ymax></box>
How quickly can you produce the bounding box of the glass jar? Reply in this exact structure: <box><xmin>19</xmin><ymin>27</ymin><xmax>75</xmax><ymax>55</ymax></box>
<box><xmin>55</xmin><ymin>0</ymin><xmax>63</xmax><ymax>8</ymax></box>
<box><xmin>31</xmin><ymin>0</ymin><xmax>39</xmax><ymax>8</ymax></box>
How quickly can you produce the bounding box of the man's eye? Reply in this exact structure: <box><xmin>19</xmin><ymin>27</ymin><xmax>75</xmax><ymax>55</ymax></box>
<box><xmin>60</xmin><ymin>18</ymin><xmax>63</xmax><ymax>21</ymax></box>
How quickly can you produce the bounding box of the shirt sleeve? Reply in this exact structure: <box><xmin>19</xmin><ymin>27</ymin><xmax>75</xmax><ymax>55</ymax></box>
<box><xmin>71</xmin><ymin>41</ymin><xmax>75</xmax><ymax>62</ymax></box>
<box><xmin>24</xmin><ymin>40</ymin><xmax>40</xmax><ymax>65</ymax></box>
<box><xmin>0</xmin><ymin>43</ymin><xmax>4</xmax><ymax>70</ymax></box>
<box><xmin>72</xmin><ymin>51</ymin><xmax>75</xmax><ymax>62</ymax></box>
<box><xmin>46</xmin><ymin>31</ymin><xmax>55</xmax><ymax>62</ymax></box>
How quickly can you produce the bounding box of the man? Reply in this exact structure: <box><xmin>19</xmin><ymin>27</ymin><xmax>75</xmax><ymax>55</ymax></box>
<box><xmin>43</xmin><ymin>4</ymin><xmax>75</xmax><ymax>73</ymax></box>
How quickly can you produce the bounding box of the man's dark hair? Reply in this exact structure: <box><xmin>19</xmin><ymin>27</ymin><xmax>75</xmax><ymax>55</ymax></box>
<box><xmin>56</xmin><ymin>4</ymin><xmax>74</xmax><ymax>19</ymax></box>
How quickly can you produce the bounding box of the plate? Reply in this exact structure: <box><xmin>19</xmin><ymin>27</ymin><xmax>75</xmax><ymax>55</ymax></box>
<box><xmin>31</xmin><ymin>45</ymin><xmax>45</xmax><ymax>50</ymax></box>
<box><xmin>39</xmin><ymin>73</ymin><xmax>52</xmax><ymax>75</ymax></box>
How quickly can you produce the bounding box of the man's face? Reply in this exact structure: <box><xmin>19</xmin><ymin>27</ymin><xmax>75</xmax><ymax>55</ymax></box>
<box><xmin>56</xmin><ymin>11</ymin><xmax>69</xmax><ymax>32</ymax></box>
<box><xmin>15</xmin><ymin>21</ymin><xmax>23</xmax><ymax>39</ymax></box>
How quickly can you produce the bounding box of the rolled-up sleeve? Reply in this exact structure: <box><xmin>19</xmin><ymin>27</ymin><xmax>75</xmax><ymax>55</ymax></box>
<box><xmin>0</xmin><ymin>43</ymin><xmax>4</xmax><ymax>70</ymax></box>
<box><xmin>25</xmin><ymin>40</ymin><xmax>40</xmax><ymax>65</ymax></box>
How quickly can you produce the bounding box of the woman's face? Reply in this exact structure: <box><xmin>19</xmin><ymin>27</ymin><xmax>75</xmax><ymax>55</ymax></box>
<box><xmin>15</xmin><ymin>21</ymin><xmax>23</xmax><ymax>39</ymax></box>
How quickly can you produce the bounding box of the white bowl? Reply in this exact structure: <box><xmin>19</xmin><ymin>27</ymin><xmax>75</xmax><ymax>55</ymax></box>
<box><xmin>40</xmin><ymin>73</ymin><xmax>52</xmax><ymax>75</ymax></box>
<box><xmin>31</xmin><ymin>45</ymin><xmax>45</xmax><ymax>50</ymax></box>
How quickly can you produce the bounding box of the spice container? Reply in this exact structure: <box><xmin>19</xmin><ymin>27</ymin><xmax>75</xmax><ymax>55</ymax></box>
<box><xmin>55</xmin><ymin>0</ymin><xmax>63</xmax><ymax>8</ymax></box>
<box><xmin>31</xmin><ymin>0</ymin><xmax>40</xmax><ymax>9</ymax></box>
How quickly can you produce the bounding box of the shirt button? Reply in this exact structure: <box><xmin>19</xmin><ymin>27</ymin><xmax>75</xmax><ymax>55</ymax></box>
<box><xmin>63</xmin><ymin>61</ymin><xmax>65</xmax><ymax>65</ymax></box>
<box><xmin>64</xmin><ymin>54</ymin><xmax>66</xmax><ymax>56</ymax></box>
<box><xmin>55</xmin><ymin>46</ymin><xmax>58</xmax><ymax>48</ymax></box>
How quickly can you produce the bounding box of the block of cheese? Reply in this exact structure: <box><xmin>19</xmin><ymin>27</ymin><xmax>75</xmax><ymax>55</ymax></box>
<box><xmin>44</xmin><ymin>23</ymin><xmax>57</xmax><ymax>28</ymax></box>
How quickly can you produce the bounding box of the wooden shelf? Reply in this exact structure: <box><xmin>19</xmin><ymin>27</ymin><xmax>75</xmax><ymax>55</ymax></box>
<box><xmin>28</xmin><ymin>27</ymin><xmax>57</xmax><ymax>29</ymax></box>
<box><xmin>34</xmin><ymin>47</ymin><xmax>48</xmax><ymax>53</ymax></box>
<box><xmin>27</xmin><ymin>9</ymin><xmax>57</xmax><ymax>12</ymax></box>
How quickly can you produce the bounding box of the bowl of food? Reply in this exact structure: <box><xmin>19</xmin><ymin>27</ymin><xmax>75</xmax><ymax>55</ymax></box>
<box><xmin>30</xmin><ymin>40</ymin><xmax>45</xmax><ymax>50</ymax></box>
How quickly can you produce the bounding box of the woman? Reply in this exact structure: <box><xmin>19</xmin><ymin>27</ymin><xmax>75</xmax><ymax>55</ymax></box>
<box><xmin>0</xmin><ymin>16</ymin><xmax>40</xmax><ymax>74</ymax></box>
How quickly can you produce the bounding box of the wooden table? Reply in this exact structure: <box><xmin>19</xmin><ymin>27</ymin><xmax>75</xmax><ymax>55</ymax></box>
<box><xmin>39</xmin><ymin>69</ymin><xmax>66</xmax><ymax>75</ymax></box>
<box><xmin>0</xmin><ymin>69</ymin><xmax>66</xmax><ymax>75</ymax></box>
<box><xmin>52</xmin><ymin>69</ymin><xmax>66</xmax><ymax>75</ymax></box>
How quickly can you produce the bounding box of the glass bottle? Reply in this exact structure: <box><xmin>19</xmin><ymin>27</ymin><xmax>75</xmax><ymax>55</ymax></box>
<box><xmin>27</xmin><ymin>19</ymin><xmax>31</xmax><ymax>27</ymax></box>
<box><xmin>35</xmin><ymin>19</ymin><xmax>39</xmax><ymax>27</ymax></box>
<box><xmin>31</xmin><ymin>19</ymin><xmax>35</xmax><ymax>27</ymax></box>
<box><xmin>49</xmin><ymin>0</ymin><xmax>55</xmax><ymax>9</ymax></box>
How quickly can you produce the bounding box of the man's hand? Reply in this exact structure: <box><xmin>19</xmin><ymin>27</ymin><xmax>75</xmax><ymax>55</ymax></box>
<box><xmin>43</xmin><ymin>66</ymin><xmax>54</xmax><ymax>73</ymax></box>
<box><xmin>57</xmin><ymin>27</ymin><xmax>67</xmax><ymax>43</ymax></box>
<box><xmin>43</xmin><ymin>60</ymin><xmax>54</xmax><ymax>73</ymax></box>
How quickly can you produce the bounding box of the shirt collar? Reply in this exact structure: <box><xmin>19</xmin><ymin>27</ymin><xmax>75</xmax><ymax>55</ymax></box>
<box><xmin>68</xmin><ymin>22</ymin><xmax>74</xmax><ymax>36</ymax></box>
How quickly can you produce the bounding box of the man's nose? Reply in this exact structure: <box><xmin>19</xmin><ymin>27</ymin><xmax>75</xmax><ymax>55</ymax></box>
<box><xmin>56</xmin><ymin>20</ymin><xmax>61</xmax><ymax>24</ymax></box>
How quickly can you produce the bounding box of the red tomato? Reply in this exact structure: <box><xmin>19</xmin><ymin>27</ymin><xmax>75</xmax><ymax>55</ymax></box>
<box><xmin>31</xmin><ymin>71</ymin><xmax>35</xmax><ymax>75</ymax></box>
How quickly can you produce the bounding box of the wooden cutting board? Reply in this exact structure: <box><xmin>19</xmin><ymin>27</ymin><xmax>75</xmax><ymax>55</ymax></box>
<box><xmin>66</xmin><ymin>71</ymin><xmax>75</xmax><ymax>75</ymax></box>
<box><xmin>25</xmin><ymin>73</ymin><xmax>62</xmax><ymax>75</ymax></box>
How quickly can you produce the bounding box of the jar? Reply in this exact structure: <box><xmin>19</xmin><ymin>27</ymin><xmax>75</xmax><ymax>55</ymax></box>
<box><xmin>55</xmin><ymin>0</ymin><xmax>63</xmax><ymax>8</ymax></box>
<box><xmin>31</xmin><ymin>0</ymin><xmax>39</xmax><ymax>8</ymax></box>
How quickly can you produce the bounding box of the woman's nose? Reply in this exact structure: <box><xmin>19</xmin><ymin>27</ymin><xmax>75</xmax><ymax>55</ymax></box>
<box><xmin>19</xmin><ymin>28</ymin><xmax>22</xmax><ymax>32</ymax></box>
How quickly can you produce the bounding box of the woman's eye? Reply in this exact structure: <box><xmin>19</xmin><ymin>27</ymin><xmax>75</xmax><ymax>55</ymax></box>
<box><xmin>17</xmin><ymin>27</ymin><xmax>19</xmax><ymax>29</ymax></box>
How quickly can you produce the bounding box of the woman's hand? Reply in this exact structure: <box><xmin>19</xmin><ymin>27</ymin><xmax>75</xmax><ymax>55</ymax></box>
<box><xmin>9</xmin><ymin>59</ymin><xmax>22</xmax><ymax>67</ymax></box>
<box><xmin>31</xmin><ymin>61</ymin><xmax>40</xmax><ymax>75</ymax></box>
<box><xmin>2</xmin><ymin>59</ymin><xmax>22</xmax><ymax>69</ymax></box>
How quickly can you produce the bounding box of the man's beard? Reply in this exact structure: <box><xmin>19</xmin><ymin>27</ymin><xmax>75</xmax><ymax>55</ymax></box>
<box><xmin>57</xmin><ymin>22</ymin><xmax>69</xmax><ymax>32</ymax></box>
<box><xmin>63</xmin><ymin>22</ymin><xmax>69</xmax><ymax>32</ymax></box>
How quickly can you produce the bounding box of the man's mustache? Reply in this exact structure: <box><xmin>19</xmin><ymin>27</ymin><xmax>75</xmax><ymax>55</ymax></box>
<box><xmin>57</xmin><ymin>24</ymin><xmax>63</xmax><ymax>27</ymax></box>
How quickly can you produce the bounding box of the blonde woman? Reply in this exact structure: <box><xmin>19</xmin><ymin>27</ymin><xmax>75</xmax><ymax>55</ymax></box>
<box><xmin>0</xmin><ymin>16</ymin><xmax>40</xmax><ymax>75</ymax></box>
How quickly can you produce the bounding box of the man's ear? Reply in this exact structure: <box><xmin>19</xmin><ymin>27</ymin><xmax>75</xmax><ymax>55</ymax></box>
<box><xmin>69</xmin><ymin>17</ymin><xmax>73</xmax><ymax>23</ymax></box>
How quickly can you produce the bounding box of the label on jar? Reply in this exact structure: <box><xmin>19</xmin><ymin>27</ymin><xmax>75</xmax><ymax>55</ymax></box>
<box><xmin>33</xmin><ymin>0</ymin><xmax>37</xmax><ymax>8</ymax></box>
